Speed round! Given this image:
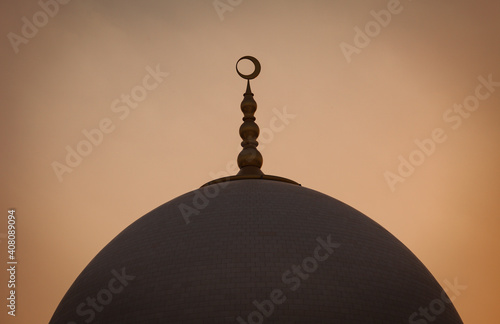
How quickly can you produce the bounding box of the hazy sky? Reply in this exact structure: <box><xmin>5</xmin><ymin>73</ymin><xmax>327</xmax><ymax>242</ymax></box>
<box><xmin>1</xmin><ymin>0</ymin><xmax>499</xmax><ymax>323</ymax></box>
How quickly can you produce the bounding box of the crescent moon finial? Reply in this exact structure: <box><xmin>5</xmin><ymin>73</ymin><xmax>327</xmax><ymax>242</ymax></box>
<box><xmin>236</xmin><ymin>56</ymin><xmax>261</xmax><ymax>80</ymax></box>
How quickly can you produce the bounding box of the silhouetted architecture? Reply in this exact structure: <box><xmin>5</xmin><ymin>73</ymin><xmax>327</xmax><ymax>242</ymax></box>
<box><xmin>50</xmin><ymin>57</ymin><xmax>463</xmax><ymax>323</ymax></box>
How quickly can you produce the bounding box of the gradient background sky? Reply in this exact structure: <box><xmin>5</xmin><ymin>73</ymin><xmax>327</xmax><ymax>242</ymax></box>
<box><xmin>1</xmin><ymin>0</ymin><xmax>499</xmax><ymax>323</ymax></box>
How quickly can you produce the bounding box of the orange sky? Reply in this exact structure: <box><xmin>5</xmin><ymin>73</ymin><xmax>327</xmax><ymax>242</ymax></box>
<box><xmin>1</xmin><ymin>0</ymin><xmax>499</xmax><ymax>323</ymax></box>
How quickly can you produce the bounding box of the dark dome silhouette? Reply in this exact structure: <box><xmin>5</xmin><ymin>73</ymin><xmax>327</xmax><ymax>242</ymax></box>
<box><xmin>51</xmin><ymin>180</ymin><xmax>462</xmax><ymax>323</ymax></box>
<box><xmin>50</xmin><ymin>57</ymin><xmax>463</xmax><ymax>323</ymax></box>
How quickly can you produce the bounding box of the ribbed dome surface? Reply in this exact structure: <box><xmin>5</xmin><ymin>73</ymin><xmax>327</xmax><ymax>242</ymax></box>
<box><xmin>51</xmin><ymin>180</ymin><xmax>462</xmax><ymax>323</ymax></box>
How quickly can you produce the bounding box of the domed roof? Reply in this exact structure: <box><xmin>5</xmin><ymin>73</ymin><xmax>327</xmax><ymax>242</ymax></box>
<box><xmin>50</xmin><ymin>179</ymin><xmax>462</xmax><ymax>323</ymax></box>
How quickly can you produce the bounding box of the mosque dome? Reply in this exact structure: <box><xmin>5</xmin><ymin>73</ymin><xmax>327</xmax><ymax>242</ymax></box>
<box><xmin>50</xmin><ymin>57</ymin><xmax>463</xmax><ymax>323</ymax></box>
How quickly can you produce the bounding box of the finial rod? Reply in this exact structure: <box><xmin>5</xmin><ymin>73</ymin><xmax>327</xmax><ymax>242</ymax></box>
<box><xmin>236</xmin><ymin>56</ymin><xmax>263</xmax><ymax>176</ymax></box>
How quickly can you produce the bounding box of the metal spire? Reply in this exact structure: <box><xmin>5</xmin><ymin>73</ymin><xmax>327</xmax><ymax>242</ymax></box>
<box><xmin>200</xmin><ymin>56</ymin><xmax>300</xmax><ymax>187</ymax></box>
<box><xmin>235</xmin><ymin>56</ymin><xmax>263</xmax><ymax>176</ymax></box>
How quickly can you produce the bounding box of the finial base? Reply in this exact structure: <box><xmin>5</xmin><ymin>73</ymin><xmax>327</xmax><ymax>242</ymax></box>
<box><xmin>200</xmin><ymin>174</ymin><xmax>300</xmax><ymax>188</ymax></box>
<box><xmin>237</xmin><ymin>166</ymin><xmax>264</xmax><ymax>176</ymax></box>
